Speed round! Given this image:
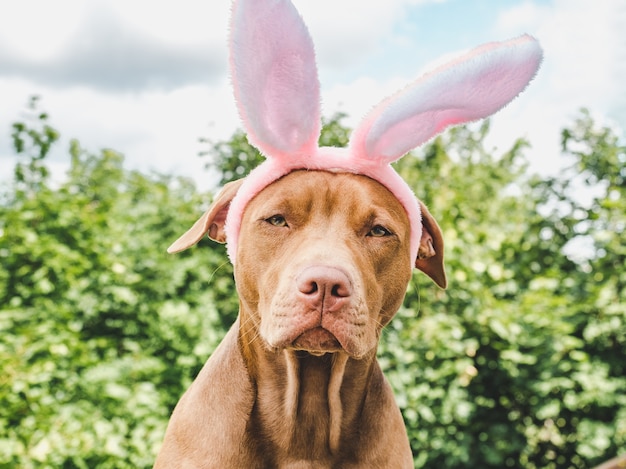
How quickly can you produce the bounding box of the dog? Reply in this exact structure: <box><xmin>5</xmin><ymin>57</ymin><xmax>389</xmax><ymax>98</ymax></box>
<box><xmin>153</xmin><ymin>0</ymin><xmax>541</xmax><ymax>466</ymax></box>
<box><xmin>153</xmin><ymin>170</ymin><xmax>445</xmax><ymax>468</ymax></box>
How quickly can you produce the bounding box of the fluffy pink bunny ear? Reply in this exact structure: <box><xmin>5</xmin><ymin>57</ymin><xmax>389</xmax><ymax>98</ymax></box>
<box><xmin>230</xmin><ymin>0</ymin><xmax>321</xmax><ymax>159</ymax></box>
<box><xmin>350</xmin><ymin>35</ymin><xmax>543</xmax><ymax>163</ymax></box>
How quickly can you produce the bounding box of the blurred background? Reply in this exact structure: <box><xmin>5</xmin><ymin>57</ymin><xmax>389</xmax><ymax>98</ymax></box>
<box><xmin>1</xmin><ymin>1</ymin><xmax>625</xmax><ymax>468</ymax></box>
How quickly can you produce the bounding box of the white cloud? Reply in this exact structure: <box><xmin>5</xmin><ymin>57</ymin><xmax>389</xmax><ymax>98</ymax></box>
<box><xmin>484</xmin><ymin>0</ymin><xmax>626</xmax><ymax>175</ymax></box>
<box><xmin>292</xmin><ymin>0</ymin><xmax>445</xmax><ymax>72</ymax></box>
<box><xmin>494</xmin><ymin>1</ymin><xmax>549</xmax><ymax>34</ymax></box>
<box><xmin>293</xmin><ymin>0</ymin><xmax>406</xmax><ymax>69</ymax></box>
<box><xmin>0</xmin><ymin>0</ymin><xmax>232</xmax><ymax>187</ymax></box>
<box><xmin>0</xmin><ymin>2</ymin><xmax>226</xmax><ymax>91</ymax></box>
<box><xmin>106</xmin><ymin>0</ymin><xmax>229</xmax><ymax>46</ymax></box>
<box><xmin>0</xmin><ymin>0</ymin><xmax>228</xmax><ymax>59</ymax></box>
<box><xmin>0</xmin><ymin>0</ymin><xmax>86</xmax><ymax>60</ymax></box>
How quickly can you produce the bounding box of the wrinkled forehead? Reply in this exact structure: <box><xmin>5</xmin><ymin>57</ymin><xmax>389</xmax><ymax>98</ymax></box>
<box><xmin>242</xmin><ymin>170</ymin><xmax>409</xmax><ymax>222</ymax></box>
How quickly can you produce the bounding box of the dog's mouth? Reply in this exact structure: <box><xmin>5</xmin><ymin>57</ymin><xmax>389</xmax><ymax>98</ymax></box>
<box><xmin>291</xmin><ymin>327</ymin><xmax>342</xmax><ymax>356</ymax></box>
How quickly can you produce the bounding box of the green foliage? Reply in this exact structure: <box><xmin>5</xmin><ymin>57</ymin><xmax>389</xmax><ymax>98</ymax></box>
<box><xmin>10</xmin><ymin>96</ymin><xmax>59</xmax><ymax>197</ymax></box>
<box><xmin>1</xmin><ymin>100</ymin><xmax>624</xmax><ymax>468</ymax></box>
<box><xmin>1</xmin><ymin>100</ymin><xmax>236</xmax><ymax>468</ymax></box>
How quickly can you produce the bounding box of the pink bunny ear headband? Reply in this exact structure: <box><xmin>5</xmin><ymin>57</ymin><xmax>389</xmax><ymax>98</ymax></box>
<box><xmin>224</xmin><ymin>0</ymin><xmax>543</xmax><ymax>265</ymax></box>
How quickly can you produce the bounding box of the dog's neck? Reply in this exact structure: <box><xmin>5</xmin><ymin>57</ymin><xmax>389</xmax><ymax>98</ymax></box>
<box><xmin>239</xmin><ymin>326</ymin><xmax>378</xmax><ymax>461</ymax></box>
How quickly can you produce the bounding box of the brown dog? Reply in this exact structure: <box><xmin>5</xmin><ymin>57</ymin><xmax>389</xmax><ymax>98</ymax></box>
<box><xmin>153</xmin><ymin>0</ymin><xmax>543</xmax><ymax>463</ymax></box>
<box><xmin>154</xmin><ymin>170</ymin><xmax>445</xmax><ymax>468</ymax></box>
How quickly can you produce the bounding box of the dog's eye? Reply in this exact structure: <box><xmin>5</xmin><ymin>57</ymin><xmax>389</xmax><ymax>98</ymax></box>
<box><xmin>266</xmin><ymin>215</ymin><xmax>288</xmax><ymax>227</ymax></box>
<box><xmin>368</xmin><ymin>225</ymin><xmax>392</xmax><ymax>237</ymax></box>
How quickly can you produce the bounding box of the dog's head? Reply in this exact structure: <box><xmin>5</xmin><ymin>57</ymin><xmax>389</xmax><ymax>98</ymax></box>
<box><xmin>169</xmin><ymin>169</ymin><xmax>442</xmax><ymax>358</ymax></box>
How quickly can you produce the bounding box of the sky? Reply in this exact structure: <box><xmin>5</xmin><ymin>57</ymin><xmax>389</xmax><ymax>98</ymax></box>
<box><xmin>1</xmin><ymin>0</ymin><xmax>625</xmax><ymax>190</ymax></box>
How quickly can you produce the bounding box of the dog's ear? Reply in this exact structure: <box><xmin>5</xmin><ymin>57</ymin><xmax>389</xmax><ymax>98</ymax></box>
<box><xmin>415</xmin><ymin>202</ymin><xmax>447</xmax><ymax>289</ymax></box>
<box><xmin>167</xmin><ymin>179</ymin><xmax>245</xmax><ymax>253</ymax></box>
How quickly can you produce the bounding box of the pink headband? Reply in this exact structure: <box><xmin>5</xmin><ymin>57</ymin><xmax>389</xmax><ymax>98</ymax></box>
<box><xmin>224</xmin><ymin>0</ymin><xmax>543</xmax><ymax>264</ymax></box>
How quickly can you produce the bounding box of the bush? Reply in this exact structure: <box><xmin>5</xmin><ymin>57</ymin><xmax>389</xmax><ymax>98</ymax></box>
<box><xmin>1</xmin><ymin>102</ymin><xmax>624</xmax><ymax>468</ymax></box>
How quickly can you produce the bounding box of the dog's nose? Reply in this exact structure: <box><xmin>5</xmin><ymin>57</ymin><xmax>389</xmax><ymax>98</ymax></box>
<box><xmin>296</xmin><ymin>266</ymin><xmax>352</xmax><ymax>312</ymax></box>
